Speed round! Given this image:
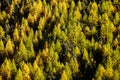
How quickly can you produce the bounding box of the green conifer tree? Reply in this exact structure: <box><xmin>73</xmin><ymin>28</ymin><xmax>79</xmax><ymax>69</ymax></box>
<box><xmin>60</xmin><ymin>71</ymin><xmax>68</xmax><ymax>80</ymax></box>
<box><xmin>1</xmin><ymin>58</ymin><xmax>12</xmax><ymax>80</ymax></box>
<box><xmin>0</xmin><ymin>39</ymin><xmax>4</xmax><ymax>51</ymax></box>
<box><xmin>34</xmin><ymin>68</ymin><xmax>45</xmax><ymax>80</ymax></box>
<box><xmin>15</xmin><ymin>69</ymin><xmax>23</xmax><ymax>80</ymax></box>
<box><xmin>17</xmin><ymin>40</ymin><xmax>28</xmax><ymax>62</ymax></box>
<box><xmin>0</xmin><ymin>26</ymin><xmax>5</xmax><ymax>39</ymax></box>
<box><xmin>5</xmin><ymin>39</ymin><xmax>14</xmax><ymax>56</ymax></box>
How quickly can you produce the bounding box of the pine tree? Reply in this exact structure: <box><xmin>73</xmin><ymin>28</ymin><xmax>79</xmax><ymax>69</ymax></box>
<box><xmin>60</xmin><ymin>71</ymin><xmax>68</xmax><ymax>80</ymax></box>
<box><xmin>54</xmin><ymin>5</ymin><xmax>59</xmax><ymax>17</ymax></box>
<box><xmin>113</xmin><ymin>70</ymin><xmax>119</xmax><ymax>80</ymax></box>
<box><xmin>1</xmin><ymin>58</ymin><xmax>12</xmax><ymax>80</ymax></box>
<box><xmin>114</xmin><ymin>12</ymin><xmax>120</xmax><ymax>25</ymax></box>
<box><xmin>55</xmin><ymin>40</ymin><xmax>62</xmax><ymax>53</ymax></box>
<box><xmin>53</xmin><ymin>24</ymin><xmax>61</xmax><ymax>40</ymax></box>
<box><xmin>11</xmin><ymin>60</ymin><xmax>17</xmax><ymax>78</ymax></box>
<box><xmin>0</xmin><ymin>26</ymin><xmax>5</xmax><ymax>39</ymax></box>
<box><xmin>74</xmin><ymin>7</ymin><xmax>82</xmax><ymax>21</ymax></box>
<box><xmin>101</xmin><ymin>1</ymin><xmax>113</xmax><ymax>15</ymax></box>
<box><xmin>73</xmin><ymin>46</ymin><xmax>80</xmax><ymax>57</ymax></box>
<box><xmin>94</xmin><ymin>64</ymin><xmax>105</xmax><ymax>80</ymax></box>
<box><xmin>69</xmin><ymin>58</ymin><xmax>79</xmax><ymax>76</ymax></box>
<box><xmin>21</xmin><ymin>62</ymin><xmax>31</xmax><ymax>80</ymax></box>
<box><xmin>27</xmin><ymin>14</ymin><xmax>35</xmax><ymax>24</ymax></box>
<box><xmin>34</xmin><ymin>68</ymin><xmax>45</xmax><ymax>80</ymax></box>
<box><xmin>13</xmin><ymin>27</ymin><xmax>19</xmax><ymax>42</ymax></box>
<box><xmin>24</xmin><ymin>29</ymin><xmax>35</xmax><ymax>60</ymax></box>
<box><xmin>82</xmin><ymin>48</ymin><xmax>90</xmax><ymax>66</ymax></box>
<box><xmin>38</xmin><ymin>17</ymin><xmax>46</xmax><ymax>30</ymax></box>
<box><xmin>15</xmin><ymin>69</ymin><xmax>23</xmax><ymax>80</ymax></box>
<box><xmin>5</xmin><ymin>39</ymin><xmax>14</xmax><ymax>56</ymax></box>
<box><xmin>88</xmin><ymin>2</ymin><xmax>98</xmax><ymax>25</ymax></box>
<box><xmin>77</xmin><ymin>1</ymin><xmax>82</xmax><ymax>11</ymax></box>
<box><xmin>0</xmin><ymin>39</ymin><xmax>4</xmax><ymax>51</ymax></box>
<box><xmin>64</xmin><ymin>63</ymin><xmax>72</xmax><ymax>80</ymax></box>
<box><xmin>17</xmin><ymin>40</ymin><xmax>28</xmax><ymax>62</ymax></box>
<box><xmin>60</xmin><ymin>31</ymin><xmax>68</xmax><ymax>41</ymax></box>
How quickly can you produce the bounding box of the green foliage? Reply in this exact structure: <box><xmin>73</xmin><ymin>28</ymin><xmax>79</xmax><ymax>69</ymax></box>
<box><xmin>94</xmin><ymin>64</ymin><xmax>105</xmax><ymax>80</ymax></box>
<box><xmin>69</xmin><ymin>58</ymin><xmax>79</xmax><ymax>76</ymax></box>
<box><xmin>5</xmin><ymin>39</ymin><xmax>14</xmax><ymax>55</ymax></box>
<box><xmin>34</xmin><ymin>68</ymin><xmax>45</xmax><ymax>80</ymax></box>
<box><xmin>13</xmin><ymin>27</ymin><xmax>20</xmax><ymax>42</ymax></box>
<box><xmin>114</xmin><ymin>12</ymin><xmax>120</xmax><ymax>24</ymax></box>
<box><xmin>0</xmin><ymin>0</ymin><xmax>120</xmax><ymax>80</ymax></box>
<box><xmin>88</xmin><ymin>2</ymin><xmax>98</xmax><ymax>24</ymax></box>
<box><xmin>16</xmin><ymin>40</ymin><xmax>28</xmax><ymax>62</ymax></box>
<box><xmin>60</xmin><ymin>71</ymin><xmax>68</xmax><ymax>80</ymax></box>
<box><xmin>15</xmin><ymin>69</ymin><xmax>23</xmax><ymax>80</ymax></box>
<box><xmin>1</xmin><ymin>59</ymin><xmax>12</xmax><ymax>79</ymax></box>
<box><xmin>0</xmin><ymin>39</ymin><xmax>4</xmax><ymax>51</ymax></box>
<box><xmin>0</xmin><ymin>26</ymin><xmax>5</xmax><ymax>39</ymax></box>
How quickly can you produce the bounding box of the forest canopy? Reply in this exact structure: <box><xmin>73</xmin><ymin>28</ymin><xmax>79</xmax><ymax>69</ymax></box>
<box><xmin>0</xmin><ymin>0</ymin><xmax>120</xmax><ymax>80</ymax></box>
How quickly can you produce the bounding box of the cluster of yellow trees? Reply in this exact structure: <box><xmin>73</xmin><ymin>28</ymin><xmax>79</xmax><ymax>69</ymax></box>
<box><xmin>0</xmin><ymin>0</ymin><xmax>120</xmax><ymax>80</ymax></box>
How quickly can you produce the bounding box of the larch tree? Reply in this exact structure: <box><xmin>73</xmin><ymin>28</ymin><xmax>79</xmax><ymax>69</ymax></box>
<box><xmin>113</xmin><ymin>12</ymin><xmax>120</xmax><ymax>25</ymax></box>
<box><xmin>15</xmin><ymin>69</ymin><xmax>23</xmax><ymax>80</ymax></box>
<box><xmin>17</xmin><ymin>40</ymin><xmax>28</xmax><ymax>62</ymax></box>
<box><xmin>21</xmin><ymin>62</ymin><xmax>31</xmax><ymax>80</ymax></box>
<box><xmin>0</xmin><ymin>39</ymin><xmax>4</xmax><ymax>51</ymax></box>
<box><xmin>64</xmin><ymin>63</ymin><xmax>72</xmax><ymax>80</ymax></box>
<box><xmin>88</xmin><ymin>1</ymin><xmax>98</xmax><ymax>25</ymax></box>
<box><xmin>34</xmin><ymin>68</ymin><xmax>45</xmax><ymax>80</ymax></box>
<box><xmin>0</xmin><ymin>26</ymin><xmax>5</xmax><ymax>39</ymax></box>
<box><xmin>13</xmin><ymin>27</ymin><xmax>20</xmax><ymax>42</ymax></box>
<box><xmin>1</xmin><ymin>59</ymin><xmax>12</xmax><ymax>80</ymax></box>
<box><xmin>5</xmin><ymin>39</ymin><xmax>14</xmax><ymax>56</ymax></box>
<box><xmin>93</xmin><ymin>64</ymin><xmax>105</xmax><ymax>80</ymax></box>
<box><xmin>60</xmin><ymin>71</ymin><xmax>68</xmax><ymax>80</ymax></box>
<box><xmin>69</xmin><ymin>58</ymin><xmax>79</xmax><ymax>77</ymax></box>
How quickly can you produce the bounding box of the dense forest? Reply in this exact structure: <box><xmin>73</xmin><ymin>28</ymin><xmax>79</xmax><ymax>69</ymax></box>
<box><xmin>0</xmin><ymin>0</ymin><xmax>120</xmax><ymax>80</ymax></box>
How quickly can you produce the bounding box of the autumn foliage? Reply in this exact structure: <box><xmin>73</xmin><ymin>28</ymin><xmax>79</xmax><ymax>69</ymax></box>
<box><xmin>0</xmin><ymin>0</ymin><xmax>120</xmax><ymax>80</ymax></box>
